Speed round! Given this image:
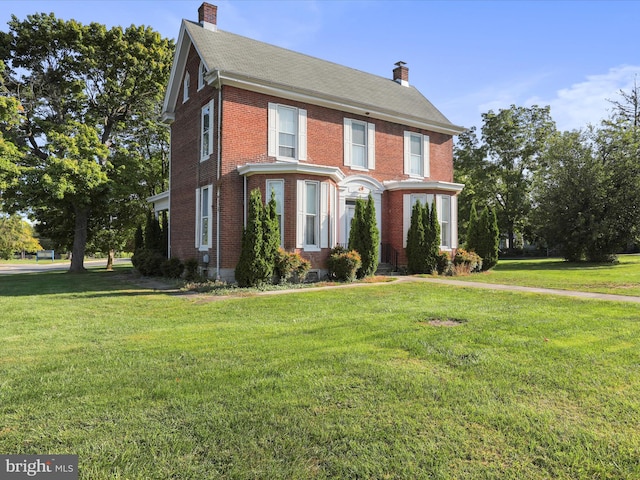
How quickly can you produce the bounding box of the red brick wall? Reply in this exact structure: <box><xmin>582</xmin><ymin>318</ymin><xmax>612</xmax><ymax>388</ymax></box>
<box><xmin>170</xmin><ymin>69</ymin><xmax>456</xmax><ymax>274</ymax></box>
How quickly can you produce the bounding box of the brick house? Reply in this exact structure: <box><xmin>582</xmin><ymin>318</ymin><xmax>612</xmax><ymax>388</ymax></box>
<box><xmin>156</xmin><ymin>3</ymin><xmax>465</xmax><ymax>281</ymax></box>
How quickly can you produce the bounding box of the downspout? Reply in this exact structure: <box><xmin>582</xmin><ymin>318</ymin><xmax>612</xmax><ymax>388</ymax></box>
<box><xmin>215</xmin><ymin>72</ymin><xmax>222</xmax><ymax>280</ymax></box>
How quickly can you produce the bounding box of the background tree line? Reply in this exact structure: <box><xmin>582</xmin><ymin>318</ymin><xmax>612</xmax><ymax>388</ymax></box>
<box><xmin>0</xmin><ymin>13</ymin><xmax>173</xmax><ymax>270</ymax></box>
<box><xmin>455</xmin><ymin>83</ymin><xmax>640</xmax><ymax>263</ymax></box>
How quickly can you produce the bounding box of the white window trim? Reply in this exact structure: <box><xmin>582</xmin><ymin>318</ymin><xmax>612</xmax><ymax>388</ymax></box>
<box><xmin>198</xmin><ymin>60</ymin><xmax>206</xmax><ymax>91</ymax></box>
<box><xmin>201</xmin><ymin>100</ymin><xmax>214</xmax><ymax>161</ymax></box>
<box><xmin>268</xmin><ymin>103</ymin><xmax>307</xmax><ymax>162</ymax></box>
<box><xmin>403</xmin><ymin>131</ymin><xmax>430</xmax><ymax>178</ymax></box>
<box><xmin>266</xmin><ymin>179</ymin><xmax>285</xmax><ymax>247</ymax></box>
<box><xmin>297</xmin><ymin>180</ymin><xmax>321</xmax><ymax>251</ymax></box>
<box><xmin>183</xmin><ymin>72</ymin><xmax>190</xmax><ymax>103</ymax></box>
<box><xmin>344</xmin><ymin>118</ymin><xmax>375</xmax><ymax>170</ymax></box>
<box><xmin>195</xmin><ymin>185</ymin><xmax>213</xmax><ymax>251</ymax></box>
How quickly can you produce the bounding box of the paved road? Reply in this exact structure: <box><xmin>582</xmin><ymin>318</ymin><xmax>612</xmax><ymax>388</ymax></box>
<box><xmin>0</xmin><ymin>258</ymin><xmax>131</xmax><ymax>275</ymax></box>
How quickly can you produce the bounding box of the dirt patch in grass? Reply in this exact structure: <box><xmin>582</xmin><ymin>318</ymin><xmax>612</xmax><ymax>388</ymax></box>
<box><xmin>420</xmin><ymin>317</ymin><xmax>466</xmax><ymax>327</ymax></box>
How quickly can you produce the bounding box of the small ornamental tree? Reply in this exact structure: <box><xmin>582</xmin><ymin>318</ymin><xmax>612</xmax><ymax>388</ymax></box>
<box><xmin>235</xmin><ymin>189</ymin><xmax>271</xmax><ymax>287</ymax></box>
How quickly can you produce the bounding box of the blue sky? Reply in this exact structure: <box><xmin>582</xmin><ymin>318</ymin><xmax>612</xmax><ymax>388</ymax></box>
<box><xmin>3</xmin><ymin>0</ymin><xmax>640</xmax><ymax>133</ymax></box>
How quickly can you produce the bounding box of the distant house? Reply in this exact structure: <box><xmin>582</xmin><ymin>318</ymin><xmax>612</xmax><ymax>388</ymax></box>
<box><xmin>154</xmin><ymin>2</ymin><xmax>465</xmax><ymax>281</ymax></box>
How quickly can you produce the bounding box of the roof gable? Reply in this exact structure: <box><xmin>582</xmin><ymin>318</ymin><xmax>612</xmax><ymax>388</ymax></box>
<box><xmin>163</xmin><ymin>19</ymin><xmax>464</xmax><ymax>134</ymax></box>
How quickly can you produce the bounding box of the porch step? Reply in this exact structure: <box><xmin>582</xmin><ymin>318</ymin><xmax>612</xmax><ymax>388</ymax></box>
<box><xmin>375</xmin><ymin>263</ymin><xmax>396</xmax><ymax>275</ymax></box>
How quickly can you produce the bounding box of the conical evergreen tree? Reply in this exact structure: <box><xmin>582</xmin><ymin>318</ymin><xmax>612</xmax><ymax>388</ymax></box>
<box><xmin>263</xmin><ymin>189</ymin><xmax>280</xmax><ymax>272</ymax></box>
<box><xmin>235</xmin><ymin>189</ymin><xmax>270</xmax><ymax>287</ymax></box>
<box><xmin>406</xmin><ymin>200</ymin><xmax>426</xmax><ymax>274</ymax></box>
<box><xmin>134</xmin><ymin>224</ymin><xmax>144</xmax><ymax>254</ymax></box>
<box><xmin>359</xmin><ymin>193</ymin><xmax>380</xmax><ymax>277</ymax></box>
<box><xmin>348</xmin><ymin>198</ymin><xmax>366</xmax><ymax>256</ymax></box>
<box><xmin>481</xmin><ymin>206</ymin><xmax>500</xmax><ymax>270</ymax></box>
<box><xmin>465</xmin><ymin>201</ymin><xmax>480</xmax><ymax>254</ymax></box>
<box><xmin>427</xmin><ymin>201</ymin><xmax>440</xmax><ymax>273</ymax></box>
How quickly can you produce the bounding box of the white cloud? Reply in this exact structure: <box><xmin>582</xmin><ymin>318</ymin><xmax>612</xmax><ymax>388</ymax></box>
<box><xmin>527</xmin><ymin>65</ymin><xmax>640</xmax><ymax>131</ymax></box>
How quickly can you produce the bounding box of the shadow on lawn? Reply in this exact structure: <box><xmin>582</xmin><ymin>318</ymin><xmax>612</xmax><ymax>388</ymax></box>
<box><xmin>494</xmin><ymin>258</ymin><xmax>626</xmax><ymax>272</ymax></box>
<box><xmin>0</xmin><ymin>267</ymin><xmax>178</xmax><ymax>298</ymax></box>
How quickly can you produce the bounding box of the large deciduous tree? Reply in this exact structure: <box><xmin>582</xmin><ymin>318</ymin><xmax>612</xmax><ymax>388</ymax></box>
<box><xmin>455</xmin><ymin>106</ymin><xmax>556</xmax><ymax>250</ymax></box>
<box><xmin>1</xmin><ymin>13</ymin><xmax>173</xmax><ymax>272</ymax></box>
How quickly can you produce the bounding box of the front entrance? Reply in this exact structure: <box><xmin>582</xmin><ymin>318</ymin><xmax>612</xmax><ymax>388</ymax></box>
<box><xmin>344</xmin><ymin>200</ymin><xmax>356</xmax><ymax>245</ymax></box>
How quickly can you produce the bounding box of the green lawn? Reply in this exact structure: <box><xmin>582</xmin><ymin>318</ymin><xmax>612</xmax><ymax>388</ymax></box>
<box><xmin>1</xmin><ymin>268</ymin><xmax>639</xmax><ymax>479</ymax></box>
<box><xmin>453</xmin><ymin>254</ymin><xmax>640</xmax><ymax>296</ymax></box>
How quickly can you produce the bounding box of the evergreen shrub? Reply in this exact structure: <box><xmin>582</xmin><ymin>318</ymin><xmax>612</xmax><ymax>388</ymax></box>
<box><xmin>161</xmin><ymin>257</ymin><xmax>184</xmax><ymax>278</ymax></box>
<box><xmin>131</xmin><ymin>249</ymin><xmax>164</xmax><ymax>276</ymax></box>
<box><xmin>183</xmin><ymin>258</ymin><xmax>199</xmax><ymax>281</ymax></box>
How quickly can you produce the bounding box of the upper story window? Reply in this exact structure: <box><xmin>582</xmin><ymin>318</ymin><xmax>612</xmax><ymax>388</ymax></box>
<box><xmin>198</xmin><ymin>61</ymin><xmax>206</xmax><ymax>90</ymax></box>
<box><xmin>183</xmin><ymin>72</ymin><xmax>190</xmax><ymax>103</ymax></box>
<box><xmin>268</xmin><ymin>103</ymin><xmax>307</xmax><ymax>162</ymax></box>
<box><xmin>266</xmin><ymin>179</ymin><xmax>284</xmax><ymax>247</ymax></box>
<box><xmin>404</xmin><ymin>131</ymin><xmax>430</xmax><ymax>178</ymax></box>
<box><xmin>201</xmin><ymin>100</ymin><xmax>214</xmax><ymax>161</ymax></box>
<box><xmin>344</xmin><ymin>118</ymin><xmax>375</xmax><ymax>170</ymax></box>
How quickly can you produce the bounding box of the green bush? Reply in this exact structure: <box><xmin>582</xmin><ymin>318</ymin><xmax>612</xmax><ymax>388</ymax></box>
<box><xmin>131</xmin><ymin>249</ymin><xmax>164</xmax><ymax>277</ymax></box>
<box><xmin>327</xmin><ymin>246</ymin><xmax>361</xmax><ymax>282</ymax></box>
<box><xmin>161</xmin><ymin>257</ymin><xmax>185</xmax><ymax>279</ymax></box>
<box><xmin>183</xmin><ymin>258</ymin><xmax>200</xmax><ymax>281</ymax></box>
<box><xmin>274</xmin><ymin>248</ymin><xmax>311</xmax><ymax>284</ymax></box>
<box><xmin>435</xmin><ymin>251</ymin><xmax>452</xmax><ymax>275</ymax></box>
<box><xmin>453</xmin><ymin>248</ymin><xmax>483</xmax><ymax>275</ymax></box>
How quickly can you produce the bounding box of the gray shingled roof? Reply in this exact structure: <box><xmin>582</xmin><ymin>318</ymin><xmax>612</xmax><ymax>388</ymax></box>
<box><xmin>184</xmin><ymin>20</ymin><xmax>462</xmax><ymax>133</ymax></box>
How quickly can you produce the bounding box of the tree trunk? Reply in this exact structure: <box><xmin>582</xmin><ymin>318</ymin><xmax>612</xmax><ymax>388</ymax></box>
<box><xmin>69</xmin><ymin>206</ymin><xmax>89</xmax><ymax>273</ymax></box>
<box><xmin>106</xmin><ymin>249</ymin><xmax>114</xmax><ymax>271</ymax></box>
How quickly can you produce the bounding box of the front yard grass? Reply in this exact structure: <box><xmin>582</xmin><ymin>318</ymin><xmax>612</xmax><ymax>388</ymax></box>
<box><xmin>453</xmin><ymin>254</ymin><xmax>640</xmax><ymax>296</ymax></box>
<box><xmin>1</xmin><ymin>268</ymin><xmax>639</xmax><ymax>479</ymax></box>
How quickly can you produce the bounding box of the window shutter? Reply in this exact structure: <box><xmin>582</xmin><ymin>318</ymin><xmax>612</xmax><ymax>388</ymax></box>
<box><xmin>194</xmin><ymin>188</ymin><xmax>200</xmax><ymax>248</ymax></box>
<box><xmin>343</xmin><ymin>118</ymin><xmax>352</xmax><ymax>166</ymax></box>
<box><xmin>329</xmin><ymin>183</ymin><xmax>337</xmax><ymax>247</ymax></box>
<box><xmin>296</xmin><ymin>180</ymin><xmax>305</xmax><ymax>248</ymax></box>
<box><xmin>298</xmin><ymin>108</ymin><xmax>307</xmax><ymax>161</ymax></box>
<box><xmin>268</xmin><ymin>103</ymin><xmax>277</xmax><ymax>157</ymax></box>
<box><xmin>367</xmin><ymin>122</ymin><xmax>375</xmax><ymax>170</ymax></box>
<box><xmin>320</xmin><ymin>182</ymin><xmax>329</xmax><ymax>248</ymax></box>
<box><xmin>451</xmin><ymin>195</ymin><xmax>458</xmax><ymax>249</ymax></box>
<box><xmin>423</xmin><ymin>134</ymin><xmax>430</xmax><ymax>178</ymax></box>
<box><xmin>435</xmin><ymin>195</ymin><xmax>442</xmax><ymax>248</ymax></box>
<box><xmin>403</xmin><ymin>194</ymin><xmax>411</xmax><ymax>247</ymax></box>
<box><xmin>403</xmin><ymin>131</ymin><xmax>411</xmax><ymax>174</ymax></box>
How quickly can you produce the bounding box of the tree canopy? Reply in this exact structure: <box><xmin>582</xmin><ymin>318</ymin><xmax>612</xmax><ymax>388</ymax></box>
<box><xmin>0</xmin><ymin>13</ymin><xmax>173</xmax><ymax>271</ymax></box>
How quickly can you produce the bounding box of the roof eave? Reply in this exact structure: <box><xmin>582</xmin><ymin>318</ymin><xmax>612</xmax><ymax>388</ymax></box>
<box><xmin>218</xmin><ymin>72</ymin><xmax>465</xmax><ymax>136</ymax></box>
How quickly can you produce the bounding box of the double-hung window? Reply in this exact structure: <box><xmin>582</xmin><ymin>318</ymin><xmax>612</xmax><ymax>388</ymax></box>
<box><xmin>344</xmin><ymin>118</ymin><xmax>375</xmax><ymax>170</ymax></box>
<box><xmin>440</xmin><ymin>195</ymin><xmax>451</xmax><ymax>248</ymax></box>
<box><xmin>296</xmin><ymin>180</ymin><xmax>333</xmax><ymax>251</ymax></box>
<box><xmin>268</xmin><ymin>103</ymin><xmax>307</xmax><ymax>161</ymax></box>
<box><xmin>201</xmin><ymin>100</ymin><xmax>213</xmax><ymax>161</ymax></box>
<box><xmin>266</xmin><ymin>179</ymin><xmax>284</xmax><ymax>247</ymax></box>
<box><xmin>195</xmin><ymin>185</ymin><xmax>212</xmax><ymax>250</ymax></box>
<box><xmin>404</xmin><ymin>131</ymin><xmax>430</xmax><ymax>178</ymax></box>
<box><xmin>304</xmin><ymin>181</ymin><xmax>318</xmax><ymax>247</ymax></box>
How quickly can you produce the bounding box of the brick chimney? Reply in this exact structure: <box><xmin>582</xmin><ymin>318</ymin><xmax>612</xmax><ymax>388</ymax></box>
<box><xmin>393</xmin><ymin>61</ymin><xmax>409</xmax><ymax>87</ymax></box>
<box><xmin>198</xmin><ymin>3</ymin><xmax>217</xmax><ymax>31</ymax></box>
